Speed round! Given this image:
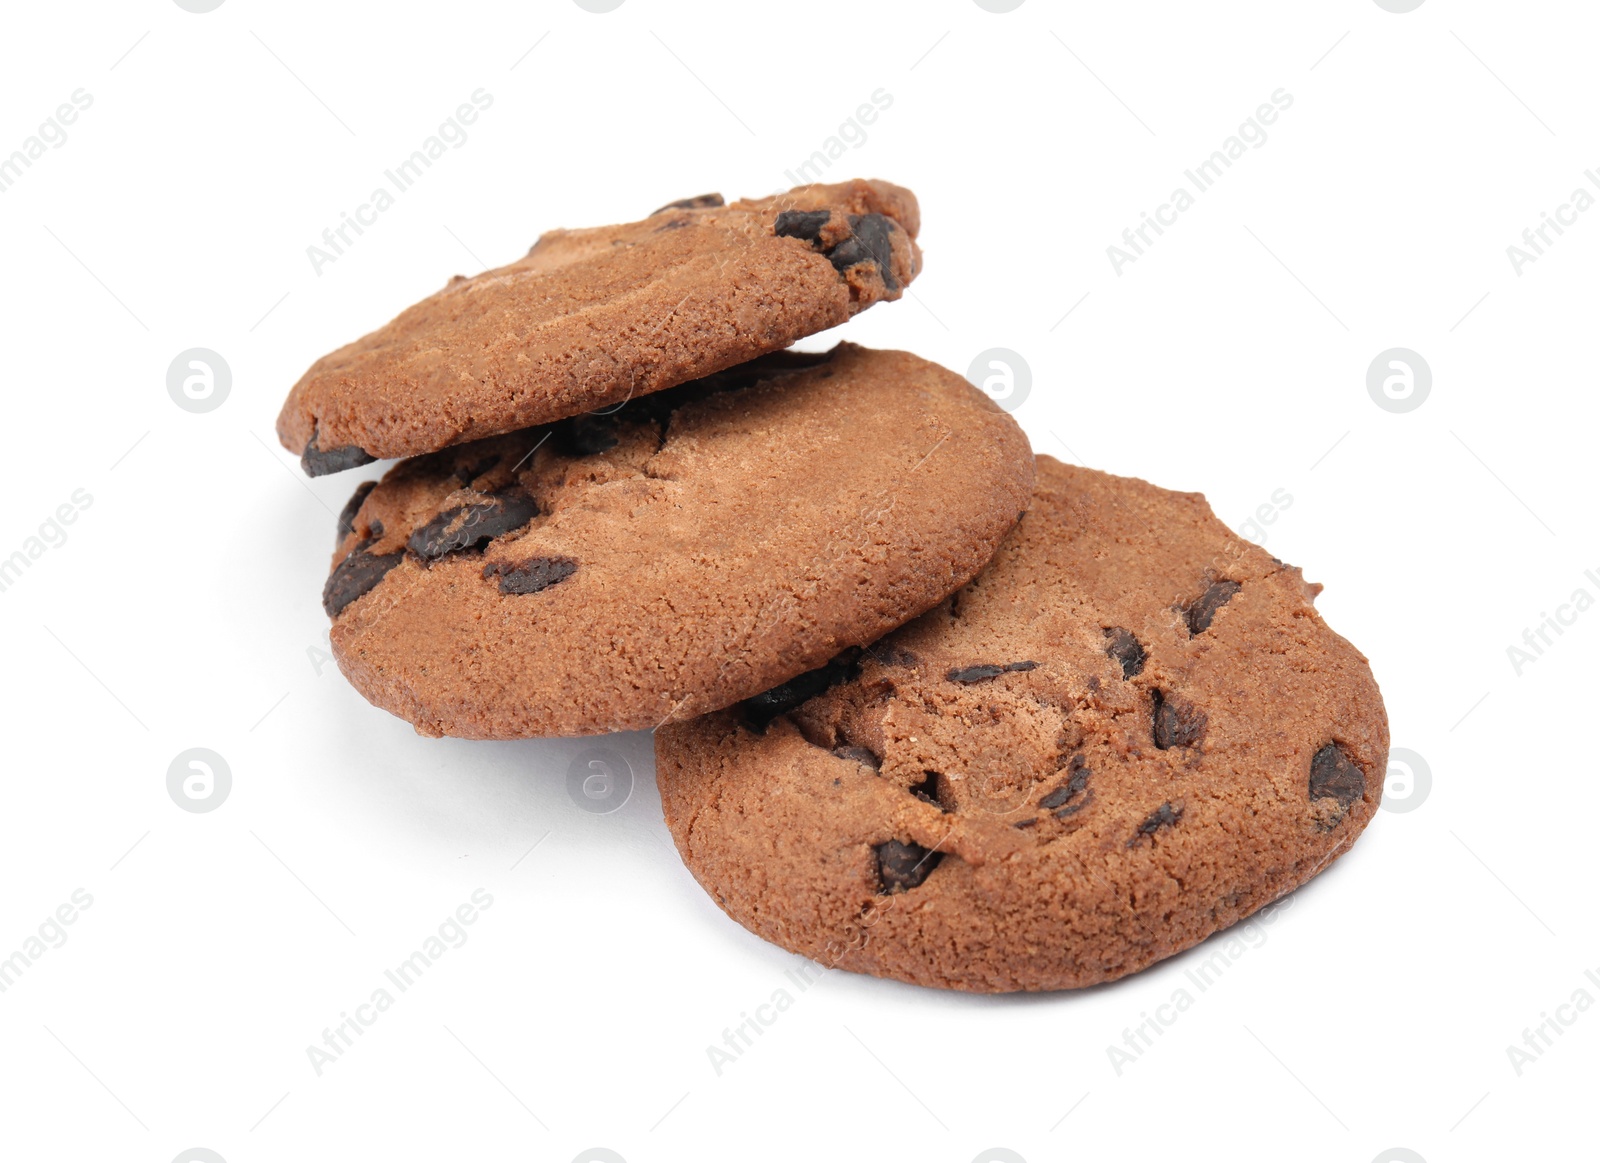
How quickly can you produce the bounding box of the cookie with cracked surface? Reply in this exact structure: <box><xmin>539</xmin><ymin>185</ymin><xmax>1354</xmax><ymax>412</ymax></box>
<box><xmin>656</xmin><ymin>457</ymin><xmax>1389</xmax><ymax>992</ymax></box>
<box><xmin>278</xmin><ymin>179</ymin><xmax>922</xmax><ymax>474</ymax></box>
<box><xmin>323</xmin><ymin>344</ymin><xmax>1033</xmax><ymax>738</ymax></box>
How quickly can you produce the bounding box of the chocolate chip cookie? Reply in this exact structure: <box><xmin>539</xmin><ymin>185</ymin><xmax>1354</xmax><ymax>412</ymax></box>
<box><xmin>323</xmin><ymin>344</ymin><xmax>1033</xmax><ymax>738</ymax></box>
<box><xmin>278</xmin><ymin>180</ymin><xmax>922</xmax><ymax>475</ymax></box>
<box><xmin>656</xmin><ymin>457</ymin><xmax>1389</xmax><ymax>992</ymax></box>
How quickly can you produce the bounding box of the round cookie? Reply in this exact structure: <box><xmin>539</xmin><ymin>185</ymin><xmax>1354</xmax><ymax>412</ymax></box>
<box><xmin>323</xmin><ymin>344</ymin><xmax>1033</xmax><ymax>739</ymax></box>
<box><xmin>656</xmin><ymin>457</ymin><xmax>1389</xmax><ymax>993</ymax></box>
<box><xmin>278</xmin><ymin>179</ymin><xmax>922</xmax><ymax>475</ymax></box>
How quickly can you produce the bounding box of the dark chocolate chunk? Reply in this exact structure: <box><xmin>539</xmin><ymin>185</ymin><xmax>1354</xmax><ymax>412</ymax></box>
<box><xmin>557</xmin><ymin>413</ymin><xmax>621</xmax><ymax>456</ymax></box>
<box><xmin>302</xmin><ymin>437</ymin><xmax>376</xmax><ymax>477</ymax></box>
<box><xmin>875</xmin><ymin>839</ymin><xmax>941</xmax><ymax>893</ymax></box>
<box><xmin>1039</xmin><ymin>755</ymin><xmax>1090</xmax><ymax>815</ymax></box>
<box><xmin>1185</xmin><ymin>580</ymin><xmax>1241</xmax><ymax>635</ymax></box>
<box><xmin>827</xmin><ymin>213</ymin><xmax>899</xmax><ymax>290</ymax></box>
<box><xmin>651</xmin><ymin>192</ymin><xmax>724</xmax><ymax>215</ymax></box>
<box><xmin>909</xmin><ymin>771</ymin><xmax>943</xmax><ymax>809</ymax></box>
<box><xmin>1103</xmin><ymin>627</ymin><xmax>1146</xmax><ymax>678</ymax></box>
<box><xmin>1037</xmin><ymin>785</ymin><xmax>1075</xmax><ymax>810</ymax></box>
<box><xmin>1309</xmin><ymin>743</ymin><xmax>1365</xmax><ymax>807</ymax></box>
<box><xmin>367</xmin><ymin>519</ymin><xmax>384</xmax><ymax>538</ymax></box>
<box><xmin>1129</xmin><ymin>802</ymin><xmax>1182</xmax><ymax>845</ymax></box>
<box><xmin>946</xmin><ymin>660</ymin><xmax>1037</xmax><ymax>684</ymax></box>
<box><xmin>867</xmin><ymin>642</ymin><xmax>919</xmax><ymax>668</ymax></box>
<box><xmin>407</xmin><ymin>490</ymin><xmax>538</xmax><ymax>560</ymax></box>
<box><xmin>833</xmin><ymin>745</ymin><xmax>881</xmax><ymax>770</ymax></box>
<box><xmin>322</xmin><ymin>543</ymin><xmax>404</xmax><ymax>617</ymax></box>
<box><xmin>1152</xmin><ymin>690</ymin><xmax>1207</xmax><ymax>750</ymax></box>
<box><xmin>774</xmin><ymin>208</ymin><xmax>831</xmax><ymax>243</ymax></box>
<box><xmin>335</xmin><ymin>481</ymin><xmax>376</xmax><ymax>544</ymax></box>
<box><xmin>484</xmin><ymin>555</ymin><xmax>577</xmax><ymax>596</ymax></box>
<box><xmin>739</xmin><ymin>651</ymin><xmax>861</xmax><ymax>731</ymax></box>
<box><xmin>454</xmin><ymin>454</ymin><xmax>502</xmax><ymax>487</ymax></box>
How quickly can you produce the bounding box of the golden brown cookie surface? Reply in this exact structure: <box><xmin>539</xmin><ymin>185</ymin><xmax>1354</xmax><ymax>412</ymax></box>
<box><xmin>657</xmin><ymin>457</ymin><xmax>1389</xmax><ymax>992</ymax></box>
<box><xmin>323</xmin><ymin>345</ymin><xmax>1033</xmax><ymax>739</ymax></box>
<box><xmin>278</xmin><ymin>180</ymin><xmax>922</xmax><ymax>474</ymax></box>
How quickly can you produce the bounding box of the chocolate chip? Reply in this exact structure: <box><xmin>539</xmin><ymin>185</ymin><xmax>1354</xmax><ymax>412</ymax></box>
<box><xmin>407</xmin><ymin>490</ymin><xmax>538</xmax><ymax>560</ymax></box>
<box><xmin>1309</xmin><ymin>743</ymin><xmax>1365</xmax><ymax>807</ymax></box>
<box><xmin>302</xmin><ymin>437</ymin><xmax>376</xmax><ymax>478</ymax></box>
<box><xmin>739</xmin><ymin>651</ymin><xmax>861</xmax><ymax>731</ymax></box>
<box><xmin>556</xmin><ymin>413</ymin><xmax>621</xmax><ymax>456</ymax></box>
<box><xmin>1152</xmin><ymin>690</ymin><xmax>1206</xmax><ymax>750</ymax></box>
<box><xmin>336</xmin><ymin>481</ymin><xmax>376</xmax><ymax>544</ymax></box>
<box><xmin>909</xmin><ymin>771</ymin><xmax>943</xmax><ymax>809</ymax></box>
<box><xmin>867</xmin><ymin>642</ymin><xmax>919</xmax><ymax>668</ymax></box>
<box><xmin>652</xmin><ymin>193</ymin><xmax>724</xmax><ymax>215</ymax></box>
<box><xmin>1103</xmin><ymin>628</ymin><xmax>1146</xmax><ymax>678</ymax></box>
<box><xmin>833</xmin><ymin>745</ymin><xmax>881</xmax><ymax>769</ymax></box>
<box><xmin>1185</xmin><ymin>580</ymin><xmax>1241</xmax><ymax>635</ymax></box>
<box><xmin>454</xmin><ymin>454</ymin><xmax>502</xmax><ymax>487</ymax></box>
<box><xmin>875</xmin><ymin>839</ymin><xmax>941</xmax><ymax>893</ymax></box>
<box><xmin>1039</xmin><ymin>755</ymin><xmax>1090</xmax><ymax>815</ymax></box>
<box><xmin>484</xmin><ymin>555</ymin><xmax>577</xmax><ymax>595</ymax></box>
<box><xmin>773</xmin><ymin>211</ymin><xmax>900</xmax><ymax>290</ymax></box>
<box><xmin>774</xmin><ymin>208</ymin><xmax>831</xmax><ymax>243</ymax></box>
<box><xmin>1037</xmin><ymin>786</ymin><xmax>1075</xmax><ymax>810</ymax></box>
<box><xmin>828</xmin><ymin>213</ymin><xmax>900</xmax><ymax>291</ymax></box>
<box><xmin>322</xmin><ymin>543</ymin><xmax>404</xmax><ymax>617</ymax></box>
<box><xmin>367</xmin><ymin>519</ymin><xmax>384</xmax><ymax>538</ymax></box>
<box><xmin>1129</xmin><ymin>802</ymin><xmax>1182</xmax><ymax>845</ymax></box>
<box><xmin>947</xmin><ymin>661</ymin><xmax>1037</xmax><ymax>683</ymax></box>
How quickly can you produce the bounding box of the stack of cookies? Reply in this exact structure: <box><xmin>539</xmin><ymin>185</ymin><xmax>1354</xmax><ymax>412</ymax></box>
<box><xmin>278</xmin><ymin>179</ymin><xmax>1388</xmax><ymax>993</ymax></box>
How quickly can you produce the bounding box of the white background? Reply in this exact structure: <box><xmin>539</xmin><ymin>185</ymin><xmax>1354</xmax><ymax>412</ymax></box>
<box><xmin>1</xmin><ymin>2</ymin><xmax>1594</xmax><ymax>1161</ymax></box>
